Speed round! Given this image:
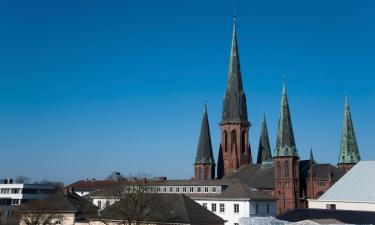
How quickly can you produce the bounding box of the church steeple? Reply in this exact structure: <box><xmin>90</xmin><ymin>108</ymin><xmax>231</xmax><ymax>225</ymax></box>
<box><xmin>194</xmin><ymin>104</ymin><xmax>215</xmax><ymax>180</ymax></box>
<box><xmin>338</xmin><ymin>96</ymin><xmax>360</xmax><ymax>171</ymax></box>
<box><xmin>217</xmin><ymin>16</ymin><xmax>252</xmax><ymax>178</ymax></box>
<box><xmin>257</xmin><ymin>113</ymin><xmax>272</xmax><ymax>164</ymax></box>
<box><xmin>274</xmin><ymin>81</ymin><xmax>299</xmax><ymax>158</ymax></box>
<box><xmin>221</xmin><ymin>15</ymin><xmax>248</xmax><ymax>124</ymax></box>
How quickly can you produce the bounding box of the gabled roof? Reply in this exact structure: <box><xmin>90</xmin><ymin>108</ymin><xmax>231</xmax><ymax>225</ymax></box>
<box><xmin>274</xmin><ymin>81</ymin><xmax>299</xmax><ymax>158</ymax></box>
<box><xmin>316</xmin><ymin>161</ymin><xmax>375</xmax><ymax>203</ymax></box>
<box><xmin>98</xmin><ymin>194</ymin><xmax>225</xmax><ymax>225</ymax></box>
<box><xmin>195</xmin><ymin>104</ymin><xmax>215</xmax><ymax>165</ymax></box>
<box><xmin>277</xmin><ymin>208</ymin><xmax>375</xmax><ymax>224</ymax></box>
<box><xmin>67</xmin><ymin>179</ymin><xmax>124</xmax><ymax>191</ymax></box>
<box><xmin>338</xmin><ymin>96</ymin><xmax>361</xmax><ymax>164</ymax></box>
<box><xmin>221</xmin><ymin>16</ymin><xmax>248</xmax><ymax>124</ymax></box>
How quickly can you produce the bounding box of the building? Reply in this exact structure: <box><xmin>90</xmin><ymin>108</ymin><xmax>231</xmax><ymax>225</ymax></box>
<box><xmin>89</xmin><ymin>179</ymin><xmax>276</xmax><ymax>225</ymax></box>
<box><xmin>308</xmin><ymin>161</ymin><xmax>375</xmax><ymax>211</ymax></box>
<box><xmin>67</xmin><ymin>179</ymin><xmax>125</xmax><ymax>197</ymax></box>
<box><xmin>0</xmin><ymin>178</ymin><xmax>56</xmax><ymax>216</ymax></box>
<box><xmin>19</xmin><ymin>189</ymin><xmax>98</xmax><ymax>225</ymax></box>
<box><xmin>191</xmin><ymin>15</ymin><xmax>362</xmax><ymax>215</ymax></box>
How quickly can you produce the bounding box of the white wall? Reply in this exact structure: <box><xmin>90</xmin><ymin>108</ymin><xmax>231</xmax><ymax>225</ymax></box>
<box><xmin>308</xmin><ymin>200</ymin><xmax>375</xmax><ymax>212</ymax></box>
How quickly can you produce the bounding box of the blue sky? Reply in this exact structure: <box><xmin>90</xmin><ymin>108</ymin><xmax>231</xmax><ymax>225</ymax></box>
<box><xmin>0</xmin><ymin>0</ymin><xmax>374</xmax><ymax>184</ymax></box>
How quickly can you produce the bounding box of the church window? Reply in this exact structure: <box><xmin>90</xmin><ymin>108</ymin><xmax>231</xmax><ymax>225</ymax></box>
<box><xmin>241</xmin><ymin>130</ymin><xmax>246</xmax><ymax>154</ymax></box>
<box><xmin>284</xmin><ymin>161</ymin><xmax>290</xmax><ymax>177</ymax></box>
<box><xmin>224</xmin><ymin>131</ymin><xmax>228</xmax><ymax>152</ymax></box>
<box><xmin>277</xmin><ymin>162</ymin><xmax>281</xmax><ymax>177</ymax></box>
<box><xmin>231</xmin><ymin>130</ymin><xmax>237</xmax><ymax>152</ymax></box>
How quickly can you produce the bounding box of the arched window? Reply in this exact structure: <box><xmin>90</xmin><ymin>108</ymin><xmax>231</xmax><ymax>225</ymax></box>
<box><xmin>284</xmin><ymin>161</ymin><xmax>289</xmax><ymax>177</ymax></box>
<box><xmin>224</xmin><ymin>131</ymin><xmax>228</xmax><ymax>152</ymax></box>
<box><xmin>241</xmin><ymin>130</ymin><xmax>246</xmax><ymax>154</ymax></box>
<box><xmin>205</xmin><ymin>167</ymin><xmax>209</xmax><ymax>179</ymax></box>
<box><xmin>277</xmin><ymin>162</ymin><xmax>281</xmax><ymax>177</ymax></box>
<box><xmin>231</xmin><ymin>130</ymin><xmax>237</xmax><ymax>152</ymax></box>
<box><xmin>198</xmin><ymin>168</ymin><xmax>202</xmax><ymax>180</ymax></box>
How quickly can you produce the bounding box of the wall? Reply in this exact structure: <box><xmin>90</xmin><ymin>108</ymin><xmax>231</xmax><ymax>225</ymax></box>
<box><xmin>308</xmin><ymin>200</ymin><xmax>375</xmax><ymax>212</ymax></box>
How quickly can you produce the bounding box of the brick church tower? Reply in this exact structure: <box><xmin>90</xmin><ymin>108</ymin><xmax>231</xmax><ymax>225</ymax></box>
<box><xmin>194</xmin><ymin>104</ymin><xmax>215</xmax><ymax>180</ymax></box>
<box><xmin>338</xmin><ymin>96</ymin><xmax>360</xmax><ymax>172</ymax></box>
<box><xmin>274</xmin><ymin>81</ymin><xmax>300</xmax><ymax>214</ymax></box>
<box><xmin>217</xmin><ymin>16</ymin><xmax>252</xmax><ymax>179</ymax></box>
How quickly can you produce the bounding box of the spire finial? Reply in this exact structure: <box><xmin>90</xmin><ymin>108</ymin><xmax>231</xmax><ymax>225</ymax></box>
<box><xmin>203</xmin><ymin>100</ymin><xmax>208</xmax><ymax>113</ymax></box>
<box><xmin>282</xmin><ymin>77</ymin><xmax>287</xmax><ymax>96</ymax></box>
<box><xmin>233</xmin><ymin>0</ymin><xmax>237</xmax><ymax>18</ymax></box>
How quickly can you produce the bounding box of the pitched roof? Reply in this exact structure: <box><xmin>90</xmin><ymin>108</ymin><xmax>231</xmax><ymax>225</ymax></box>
<box><xmin>67</xmin><ymin>179</ymin><xmax>124</xmax><ymax>191</ymax></box>
<box><xmin>277</xmin><ymin>208</ymin><xmax>375</xmax><ymax>224</ymax></box>
<box><xmin>98</xmin><ymin>194</ymin><xmax>225</xmax><ymax>225</ymax></box>
<box><xmin>257</xmin><ymin>113</ymin><xmax>272</xmax><ymax>164</ymax></box>
<box><xmin>316</xmin><ymin>161</ymin><xmax>375</xmax><ymax>202</ymax></box>
<box><xmin>307</xmin><ymin>164</ymin><xmax>345</xmax><ymax>180</ymax></box>
<box><xmin>274</xmin><ymin>81</ymin><xmax>299</xmax><ymax>158</ymax></box>
<box><xmin>221</xmin><ymin>16</ymin><xmax>248</xmax><ymax>124</ymax></box>
<box><xmin>195</xmin><ymin>104</ymin><xmax>215</xmax><ymax>165</ymax></box>
<box><xmin>338</xmin><ymin>96</ymin><xmax>361</xmax><ymax>164</ymax></box>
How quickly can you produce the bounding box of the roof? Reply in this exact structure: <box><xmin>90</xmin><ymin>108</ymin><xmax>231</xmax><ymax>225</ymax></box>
<box><xmin>274</xmin><ymin>81</ymin><xmax>299</xmax><ymax>158</ymax></box>
<box><xmin>221</xmin><ymin>16</ymin><xmax>248</xmax><ymax>124</ymax></box>
<box><xmin>338</xmin><ymin>96</ymin><xmax>361</xmax><ymax>164</ymax></box>
<box><xmin>195</xmin><ymin>104</ymin><xmax>215</xmax><ymax>165</ymax></box>
<box><xmin>307</xmin><ymin>164</ymin><xmax>345</xmax><ymax>180</ymax></box>
<box><xmin>20</xmin><ymin>189</ymin><xmax>98</xmax><ymax>220</ymax></box>
<box><xmin>316</xmin><ymin>161</ymin><xmax>375</xmax><ymax>202</ymax></box>
<box><xmin>67</xmin><ymin>179</ymin><xmax>124</xmax><ymax>191</ymax></box>
<box><xmin>98</xmin><ymin>194</ymin><xmax>225</xmax><ymax>225</ymax></box>
<box><xmin>277</xmin><ymin>208</ymin><xmax>375</xmax><ymax>224</ymax></box>
<box><xmin>256</xmin><ymin>113</ymin><xmax>272</xmax><ymax>164</ymax></box>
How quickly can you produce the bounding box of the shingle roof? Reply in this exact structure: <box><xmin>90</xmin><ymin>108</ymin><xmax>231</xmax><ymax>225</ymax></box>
<box><xmin>67</xmin><ymin>180</ymin><xmax>124</xmax><ymax>191</ymax></box>
<box><xmin>98</xmin><ymin>194</ymin><xmax>225</xmax><ymax>225</ymax></box>
<box><xmin>277</xmin><ymin>208</ymin><xmax>375</xmax><ymax>224</ymax></box>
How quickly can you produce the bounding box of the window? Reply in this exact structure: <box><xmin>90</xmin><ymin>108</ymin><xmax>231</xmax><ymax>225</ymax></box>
<box><xmin>326</xmin><ymin>204</ymin><xmax>336</xmax><ymax>210</ymax></box>
<box><xmin>97</xmin><ymin>201</ymin><xmax>102</xmax><ymax>209</ymax></box>
<box><xmin>11</xmin><ymin>189</ymin><xmax>21</xmax><ymax>194</ymax></box>
<box><xmin>266</xmin><ymin>204</ymin><xmax>270</xmax><ymax>214</ymax></box>
<box><xmin>234</xmin><ymin>204</ymin><xmax>239</xmax><ymax>213</ymax></box>
<box><xmin>277</xmin><ymin>162</ymin><xmax>281</xmax><ymax>177</ymax></box>
<box><xmin>197</xmin><ymin>187</ymin><xmax>201</xmax><ymax>192</ymax></box>
<box><xmin>190</xmin><ymin>187</ymin><xmax>194</xmax><ymax>192</ymax></box>
<box><xmin>157</xmin><ymin>187</ymin><xmax>161</xmax><ymax>192</ymax></box>
<box><xmin>55</xmin><ymin>220</ymin><xmax>61</xmax><ymax>225</ymax></box>
<box><xmin>0</xmin><ymin>189</ymin><xmax>10</xmax><ymax>194</ymax></box>
<box><xmin>241</xmin><ymin>130</ymin><xmax>246</xmax><ymax>153</ymax></box>
<box><xmin>284</xmin><ymin>161</ymin><xmax>289</xmax><ymax>177</ymax></box>
<box><xmin>220</xmin><ymin>203</ymin><xmax>225</xmax><ymax>212</ymax></box>
<box><xmin>255</xmin><ymin>204</ymin><xmax>259</xmax><ymax>214</ymax></box>
<box><xmin>224</xmin><ymin>131</ymin><xmax>228</xmax><ymax>152</ymax></box>
<box><xmin>204</xmin><ymin>187</ymin><xmax>209</xmax><ymax>192</ymax></box>
<box><xmin>212</xmin><ymin>203</ymin><xmax>216</xmax><ymax>212</ymax></box>
<box><xmin>10</xmin><ymin>199</ymin><xmax>20</xmax><ymax>205</ymax></box>
<box><xmin>202</xmin><ymin>203</ymin><xmax>207</xmax><ymax>208</ymax></box>
<box><xmin>183</xmin><ymin>187</ymin><xmax>187</xmax><ymax>192</ymax></box>
<box><xmin>231</xmin><ymin>130</ymin><xmax>237</xmax><ymax>152</ymax></box>
<box><xmin>212</xmin><ymin>187</ymin><xmax>217</xmax><ymax>192</ymax></box>
<box><xmin>106</xmin><ymin>200</ymin><xmax>110</xmax><ymax>207</ymax></box>
<box><xmin>176</xmin><ymin>187</ymin><xmax>180</xmax><ymax>192</ymax></box>
<box><xmin>169</xmin><ymin>187</ymin><xmax>173</xmax><ymax>192</ymax></box>
<box><xmin>317</xmin><ymin>181</ymin><xmax>325</xmax><ymax>188</ymax></box>
<box><xmin>163</xmin><ymin>187</ymin><xmax>167</xmax><ymax>192</ymax></box>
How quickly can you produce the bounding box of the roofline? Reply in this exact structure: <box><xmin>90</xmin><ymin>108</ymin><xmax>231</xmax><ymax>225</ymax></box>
<box><xmin>308</xmin><ymin>199</ymin><xmax>375</xmax><ymax>204</ymax></box>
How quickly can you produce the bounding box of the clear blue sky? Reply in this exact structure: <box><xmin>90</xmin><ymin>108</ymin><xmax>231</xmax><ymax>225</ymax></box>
<box><xmin>0</xmin><ymin>0</ymin><xmax>374</xmax><ymax>184</ymax></box>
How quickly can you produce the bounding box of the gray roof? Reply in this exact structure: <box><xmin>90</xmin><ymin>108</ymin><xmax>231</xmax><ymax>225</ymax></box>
<box><xmin>274</xmin><ymin>81</ymin><xmax>299</xmax><ymax>158</ymax></box>
<box><xmin>257</xmin><ymin>113</ymin><xmax>272</xmax><ymax>164</ymax></box>
<box><xmin>338</xmin><ymin>96</ymin><xmax>361</xmax><ymax>164</ymax></box>
<box><xmin>307</xmin><ymin>164</ymin><xmax>345</xmax><ymax>180</ymax></box>
<box><xmin>98</xmin><ymin>194</ymin><xmax>225</xmax><ymax>225</ymax></box>
<box><xmin>316</xmin><ymin>161</ymin><xmax>375</xmax><ymax>202</ymax></box>
<box><xmin>221</xmin><ymin>16</ymin><xmax>248</xmax><ymax>124</ymax></box>
<box><xmin>195</xmin><ymin>104</ymin><xmax>215</xmax><ymax>165</ymax></box>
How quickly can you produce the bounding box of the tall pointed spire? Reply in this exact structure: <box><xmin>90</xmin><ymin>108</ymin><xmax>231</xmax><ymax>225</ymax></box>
<box><xmin>257</xmin><ymin>113</ymin><xmax>272</xmax><ymax>163</ymax></box>
<box><xmin>338</xmin><ymin>96</ymin><xmax>360</xmax><ymax>165</ymax></box>
<box><xmin>310</xmin><ymin>148</ymin><xmax>316</xmax><ymax>164</ymax></box>
<box><xmin>274</xmin><ymin>81</ymin><xmax>299</xmax><ymax>158</ymax></box>
<box><xmin>195</xmin><ymin>104</ymin><xmax>215</xmax><ymax>165</ymax></box>
<box><xmin>221</xmin><ymin>15</ymin><xmax>248</xmax><ymax>124</ymax></box>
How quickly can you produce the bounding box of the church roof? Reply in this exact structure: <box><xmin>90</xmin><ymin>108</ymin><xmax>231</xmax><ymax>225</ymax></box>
<box><xmin>338</xmin><ymin>96</ymin><xmax>360</xmax><ymax>164</ymax></box>
<box><xmin>195</xmin><ymin>104</ymin><xmax>215</xmax><ymax>165</ymax></box>
<box><xmin>221</xmin><ymin>16</ymin><xmax>248</xmax><ymax>124</ymax></box>
<box><xmin>257</xmin><ymin>113</ymin><xmax>272</xmax><ymax>164</ymax></box>
<box><xmin>274</xmin><ymin>81</ymin><xmax>299</xmax><ymax>158</ymax></box>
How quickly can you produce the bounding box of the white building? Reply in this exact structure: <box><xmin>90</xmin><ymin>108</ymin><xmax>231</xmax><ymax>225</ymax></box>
<box><xmin>308</xmin><ymin>161</ymin><xmax>375</xmax><ymax>212</ymax></box>
<box><xmin>89</xmin><ymin>179</ymin><xmax>276</xmax><ymax>225</ymax></box>
<box><xmin>0</xmin><ymin>179</ymin><xmax>55</xmax><ymax>215</ymax></box>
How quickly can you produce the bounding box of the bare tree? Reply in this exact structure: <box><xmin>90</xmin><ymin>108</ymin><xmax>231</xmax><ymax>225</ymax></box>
<box><xmin>14</xmin><ymin>176</ymin><xmax>30</xmax><ymax>184</ymax></box>
<box><xmin>18</xmin><ymin>199</ymin><xmax>62</xmax><ymax>225</ymax></box>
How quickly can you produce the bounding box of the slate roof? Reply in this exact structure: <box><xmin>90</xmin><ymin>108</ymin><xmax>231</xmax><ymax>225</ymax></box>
<box><xmin>20</xmin><ymin>189</ymin><xmax>98</xmax><ymax>221</ymax></box>
<box><xmin>257</xmin><ymin>113</ymin><xmax>272</xmax><ymax>164</ymax></box>
<box><xmin>338</xmin><ymin>96</ymin><xmax>361</xmax><ymax>164</ymax></box>
<box><xmin>316</xmin><ymin>161</ymin><xmax>375</xmax><ymax>202</ymax></box>
<box><xmin>97</xmin><ymin>194</ymin><xmax>225</xmax><ymax>225</ymax></box>
<box><xmin>274</xmin><ymin>81</ymin><xmax>299</xmax><ymax>158</ymax></box>
<box><xmin>221</xmin><ymin>16</ymin><xmax>248</xmax><ymax>124</ymax></box>
<box><xmin>67</xmin><ymin>179</ymin><xmax>124</xmax><ymax>192</ymax></box>
<box><xmin>195</xmin><ymin>104</ymin><xmax>215</xmax><ymax>165</ymax></box>
<box><xmin>277</xmin><ymin>208</ymin><xmax>375</xmax><ymax>224</ymax></box>
<box><xmin>307</xmin><ymin>164</ymin><xmax>345</xmax><ymax>180</ymax></box>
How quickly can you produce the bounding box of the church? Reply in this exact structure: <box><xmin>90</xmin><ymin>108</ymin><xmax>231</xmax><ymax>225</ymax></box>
<box><xmin>193</xmin><ymin>16</ymin><xmax>361</xmax><ymax>214</ymax></box>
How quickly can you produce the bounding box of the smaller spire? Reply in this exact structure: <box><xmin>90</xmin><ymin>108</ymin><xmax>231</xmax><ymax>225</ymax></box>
<box><xmin>257</xmin><ymin>113</ymin><xmax>272</xmax><ymax>164</ymax></box>
<box><xmin>195</xmin><ymin>104</ymin><xmax>215</xmax><ymax>165</ymax></box>
<box><xmin>310</xmin><ymin>148</ymin><xmax>316</xmax><ymax>164</ymax></box>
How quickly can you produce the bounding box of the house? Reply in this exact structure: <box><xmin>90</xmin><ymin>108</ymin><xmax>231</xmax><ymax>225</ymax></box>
<box><xmin>308</xmin><ymin>160</ymin><xmax>375</xmax><ymax>211</ymax></box>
